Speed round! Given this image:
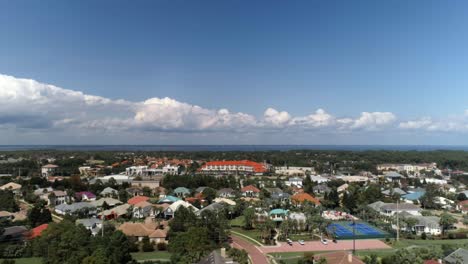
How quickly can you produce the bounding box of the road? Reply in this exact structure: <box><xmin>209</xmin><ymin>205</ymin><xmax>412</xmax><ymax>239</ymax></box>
<box><xmin>232</xmin><ymin>235</ymin><xmax>269</xmax><ymax>264</ymax></box>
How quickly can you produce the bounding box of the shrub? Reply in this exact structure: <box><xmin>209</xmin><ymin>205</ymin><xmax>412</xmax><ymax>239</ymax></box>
<box><xmin>156</xmin><ymin>242</ymin><xmax>167</xmax><ymax>251</ymax></box>
<box><xmin>142</xmin><ymin>237</ymin><xmax>154</xmax><ymax>252</ymax></box>
<box><xmin>421</xmin><ymin>232</ymin><xmax>427</xmax><ymax>240</ymax></box>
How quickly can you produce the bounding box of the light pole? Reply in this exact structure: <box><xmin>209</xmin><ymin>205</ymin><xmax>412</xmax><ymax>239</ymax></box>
<box><xmin>352</xmin><ymin>219</ymin><xmax>356</xmax><ymax>255</ymax></box>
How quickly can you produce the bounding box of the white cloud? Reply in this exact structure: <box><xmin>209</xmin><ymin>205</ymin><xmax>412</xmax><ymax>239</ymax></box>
<box><xmin>399</xmin><ymin>117</ymin><xmax>432</xmax><ymax>129</ymax></box>
<box><xmin>0</xmin><ymin>74</ymin><xmax>403</xmax><ymax>142</ymax></box>
<box><xmin>348</xmin><ymin>112</ymin><xmax>396</xmax><ymax>130</ymax></box>
<box><xmin>263</xmin><ymin>108</ymin><xmax>291</xmax><ymax>127</ymax></box>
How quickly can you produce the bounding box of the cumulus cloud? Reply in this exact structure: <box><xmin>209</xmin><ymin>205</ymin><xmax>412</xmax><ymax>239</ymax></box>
<box><xmin>399</xmin><ymin>117</ymin><xmax>433</xmax><ymax>129</ymax></box>
<box><xmin>0</xmin><ymin>74</ymin><xmax>403</xmax><ymax>140</ymax></box>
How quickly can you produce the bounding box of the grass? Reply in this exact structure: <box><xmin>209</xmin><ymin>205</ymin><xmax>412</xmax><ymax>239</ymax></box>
<box><xmin>229</xmin><ymin>216</ymin><xmax>245</xmax><ymax>227</ymax></box>
<box><xmin>392</xmin><ymin>238</ymin><xmax>468</xmax><ymax>249</ymax></box>
<box><xmin>0</xmin><ymin>258</ymin><xmax>42</xmax><ymax>264</ymax></box>
<box><xmin>231</xmin><ymin>227</ymin><xmax>264</xmax><ymax>246</ymax></box>
<box><xmin>131</xmin><ymin>251</ymin><xmax>172</xmax><ymax>262</ymax></box>
<box><xmin>284</xmin><ymin>233</ymin><xmax>318</xmax><ymax>242</ymax></box>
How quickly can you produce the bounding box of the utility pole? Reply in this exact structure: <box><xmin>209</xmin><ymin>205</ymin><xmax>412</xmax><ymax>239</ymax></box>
<box><xmin>352</xmin><ymin>219</ymin><xmax>356</xmax><ymax>255</ymax></box>
<box><xmin>396</xmin><ymin>199</ymin><xmax>400</xmax><ymax>241</ymax></box>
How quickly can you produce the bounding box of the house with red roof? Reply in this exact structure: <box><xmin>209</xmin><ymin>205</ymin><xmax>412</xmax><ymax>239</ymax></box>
<box><xmin>200</xmin><ymin>160</ymin><xmax>268</xmax><ymax>175</ymax></box>
<box><xmin>29</xmin><ymin>224</ymin><xmax>48</xmax><ymax>239</ymax></box>
<box><xmin>241</xmin><ymin>185</ymin><xmax>261</xmax><ymax>197</ymax></box>
<box><xmin>127</xmin><ymin>195</ymin><xmax>150</xmax><ymax>205</ymax></box>
<box><xmin>291</xmin><ymin>193</ymin><xmax>321</xmax><ymax>206</ymax></box>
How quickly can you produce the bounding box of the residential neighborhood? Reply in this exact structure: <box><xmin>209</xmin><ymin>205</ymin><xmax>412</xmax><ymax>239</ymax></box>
<box><xmin>0</xmin><ymin>151</ymin><xmax>468</xmax><ymax>264</ymax></box>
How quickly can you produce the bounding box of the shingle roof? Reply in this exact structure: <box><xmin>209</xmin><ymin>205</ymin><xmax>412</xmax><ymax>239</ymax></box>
<box><xmin>241</xmin><ymin>185</ymin><xmax>260</xmax><ymax>193</ymax></box>
<box><xmin>291</xmin><ymin>193</ymin><xmax>321</xmax><ymax>205</ymax></box>
<box><xmin>202</xmin><ymin>160</ymin><xmax>267</xmax><ymax>173</ymax></box>
<box><xmin>127</xmin><ymin>196</ymin><xmax>149</xmax><ymax>205</ymax></box>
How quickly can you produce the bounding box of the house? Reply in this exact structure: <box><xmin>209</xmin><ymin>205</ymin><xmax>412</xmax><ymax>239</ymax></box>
<box><xmin>285</xmin><ymin>177</ymin><xmax>303</xmax><ymax>188</ymax></box>
<box><xmin>126</xmin><ymin>187</ymin><xmax>144</xmax><ymax>197</ymax></box>
<box><xmin>289</xmin><ymin>212</ymin><xmax>307</xmax><ymax>225</ymax></box>
<box><xmin>198</xmin><ymin>250</ymin><xmax>239</xmax><ymax>264</ymax></box>
<box><xmin>76</xmin><ymin>218</ymin><xmax>102</xmax><ymax>236</ymax></box>
<box><xmin>29</xmin><ymin>224</ymin><xmax>48</xmax><ymax>239</ymax></box>
<box><xmin>133</xmin><ymin>201</ymin><xmax>155</xmax><ymax>219</ymax></box>
<box><xmin>313</xmin><ymin>184</ymin><xmax>331</xmax><ymax>194</ymax></box>
<box><xmin>157</xmin><ymin>195</ymin><xmax>181</xmax><ymax>204</ymax></box>
<box><xmin>163</xmin><ymin>200</ymin><xmax>199</xmax><ymax>219</ymax></box>
<box><xmin>99</xmin><ymin>203</ymin><xmax>131</xmax><ymax>219</ymax></box>
<box><xmin>100</xmin><ymin>187</ymin><xmax>118</xmax><ymax>197</ymax></box>
<box><xmin>127</xmin><ymin>195</ymin><xmax>150</xmax><ymax>206</ymax></box>
<box><xmin>444</xmin><ymin>248</ymin><xmax>468</xmax><ymax>264</ymax></box>
<box><xmin>173</xmin><ymin>187</ymin><xmax>191</xmax><ymax>197</ymax></box>
<box><xmin>55</xmin><ymin>202</ymin><xmax>97</xmax><ymax>216</ymax></box>
<box><xmin>269</xmin><ymin>209</ymin><xmax>288</xmax><ymax>222</ymax></box>
<box><xmin>75</xmin><ymin>191</ymin><xmax>96</xmax><ymax>201</ymax></box>
<box><xmin>368</xmin><ymin>201</ymin><xmax>421</xmax><ymax>216</ymax></box>
<box><xmin>275</xmin><ymin>166</ymin><xmax>315</xmax><ymax>176</ymax></box>
<box><xmin>241</xmin><ymin>185</ymin><xmax>260</xmax><ymax>197</ymax></box>
<box><xmin>0</xmin><ymin>211</ymin><xmax>14</xmax><ymax>221</ymax></box>
<box><xmin>90</xmin><ymin>197</ymin><xmax>122</xmax><ymax>208</ymax></box>
<box><xmin>217</xmin><ymin>188</ymin><xmax>236</xmax><ymax>198</ymax></box>
<box><xmin>434</xmin><ymin>196</ymin><xmax>454</xmax><ymax>210</ymax></box>
<box><xmin>195</xmin><ymin>187</ymin><xmax>208</xmax><ymax>194</ymax></box>
<box><xmin>0</xmin><ymin>182</ymin><xmax>22</xmax><ymax>195</ymax></box>
<box><xmin>200</xmin><ymin>160</ymin><xmax>268</xmax><ymax>175</ymax></box>
<box><xmin>291</xmin><ymin>193</ymin><xmax>321</xmax><ymax>206</ymax></box>
<box><xmin>118</xmin><ymin>220</ymin><xmax>168</xmax><ymax>244</ymax></box>
<box><xmin>456</xmin><ymin>200</ymin><xmax>468</xmax><ymax>213</ymax></box>
<box><xmin>46</xmin><ymin>190</ymin><xmax>68</xmax><ymax>206</ymax></box>
<box><xmin>337</xmin><ymin>183</ymin><xmax>349</xmax><ymax>193</ymax></box>
<box><xmin>41</xmin><ymin>164</ymin><xmax>58</xmax><ymax>177</ymax></box>
<box><xmin>401</xmin><ymin>214</ymin><xmax>441</xmax><ymax>235</ymax></box>
<box><xmin>0</xmin><ymin>226</ymin><xmax>28</xmax><ymax>242</ymax></box>
<box><xmin>310</xmin><ymin>175</ymin><xmax>330</xmax><ymax>184</ymax></box>
<box><xmin>315</xmin><ymin>251</ymin><xmax>364</xmax><ymax>264</ymax></box>
<box><xmin>196</xmin><ymin>203</ymin><xmax>225</xmax><ymax>216</ymax></box>
<box><xmin>213</xmin><ymin>198</ymin><xmax>236</xmax><ymax>206</ymax></box>
<box><xmin>383</xmin><ymin>172</ymin><xmax>403</xmax><ymax>183</ymax></box>
<box><xmin>266</xmin><ymin>188</ymin><xmax>290</xmax><ymax>202</ymax></box>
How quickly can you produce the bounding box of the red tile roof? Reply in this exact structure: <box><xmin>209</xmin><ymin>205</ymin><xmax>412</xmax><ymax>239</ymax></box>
<box><xmin>202</xmin><ymin>160</ymin><xmax>267</xmax><ymax>173</ymax></box>
<box><xmin>241</xmin><ymin>185</ymin><xmax>260</xmax><ymax>193</ymax></box>
<box><xmin>423</xmin><ymin>260</ymin><xmax>440</xmax><ymax>264</ymax></box>
<box><xmin>127</xmin><ymin>196</ymin><xmax>149</xmax><ymax>205</ymax></box>
<box><xmin>291</xmin><ymin>193</ymin><xmax>321</xmax><ymax>205</ymax></box>
<box><xmin>29</xmin><ymin>224</ymin><xmax>48</xmax><ymax>239</ymax></box>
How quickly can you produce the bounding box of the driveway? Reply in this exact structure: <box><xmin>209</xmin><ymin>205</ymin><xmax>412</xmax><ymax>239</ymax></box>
<box><xmin>232</xmin><ymin>235</ymin><xmax>269</xmax><ymax>264</ymax></box>
<box><xmin>261</xmin><ymin>239</ymin><xmax>390</xmax><ymax>253</ymax></box>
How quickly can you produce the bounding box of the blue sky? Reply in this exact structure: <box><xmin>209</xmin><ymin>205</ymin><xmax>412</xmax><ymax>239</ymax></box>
<box><xmin>1</xmin><ymin>1</ymin><xmax>468</xmax><ymax>144</ymax></box>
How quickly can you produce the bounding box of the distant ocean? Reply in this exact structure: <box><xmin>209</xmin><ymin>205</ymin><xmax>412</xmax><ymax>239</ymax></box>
<box><xmin>1</xmin><ymin>145</ymin><xmax>468</xmax><ymax>151</ymax></box>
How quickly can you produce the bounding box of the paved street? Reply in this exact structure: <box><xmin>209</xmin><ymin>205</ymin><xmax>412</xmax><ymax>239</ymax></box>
<box><xmin>232</xmin><ymin>235</ymin><xmax>269</xmax><ymax>264</ymax></box>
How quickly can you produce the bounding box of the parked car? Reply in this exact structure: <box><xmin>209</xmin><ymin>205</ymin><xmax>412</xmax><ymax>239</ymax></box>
<box><xmin>298</xmin><ymin>240</ymin><xmax>305</xmax><ymax>245</ymax></box>
<box><xmin>321</xmin><ymin>239</ymin><xmax>328</xmax><ymax>245</ymax></box>
<box><xmin>286</xmin><ymin>238</ymin><xmax>293</xmax><ymax>246</ymax></box>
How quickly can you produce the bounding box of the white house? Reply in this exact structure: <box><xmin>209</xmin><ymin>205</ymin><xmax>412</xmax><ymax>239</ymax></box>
<box><xmin>41</xmin><ymin>164</ymin><xmax>59</xmax><ymax>177</ymax></box>
<box><xmin>368</xmin><ymin>201</ymin><xmax>422</xmax><ymax>216</ymax></box>
<box><xmin>310</xmin><ymin>175</ymin><xmax>329</xmax><ymax>184</ymax></box>
<box><xmin>162</xmin><ymin>164</ymin><xmax>179</xmax><ymax>175</ymax></box>
<box><xmin>285</xmin><ymin>177</ymin><xmax>303</xmax><ymax>187</ymax></box>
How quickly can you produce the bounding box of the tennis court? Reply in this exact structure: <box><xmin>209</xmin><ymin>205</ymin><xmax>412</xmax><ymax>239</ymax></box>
<box><xmin>327</xmin><ymin>221</ymin><xmax>389</xmax><ymax>239</ymax></box>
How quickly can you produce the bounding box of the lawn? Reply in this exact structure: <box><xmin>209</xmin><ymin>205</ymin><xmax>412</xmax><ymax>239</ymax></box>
<box><xmin>0</xmin><ymin>258</ymin><xmax>42</xmax><ymax>264</ymax></box>
<box><xmin>229</xmin><ymin>216</ymin><xmax>245</xmax><ymax>227</ymax></box>
<box><xmin>392</xmin><ymin>238</ymin><xmax>468</xmax><ymax>249</ymax></box>
<box><xmin>131</xmin><ymin>251</ymin><xmax>172</xmax><ymax>262</ymax></box>
<box><xmin>231</xmin><ymin>227</ymin><xmax>264</xmax><ymax>245</ymax></box>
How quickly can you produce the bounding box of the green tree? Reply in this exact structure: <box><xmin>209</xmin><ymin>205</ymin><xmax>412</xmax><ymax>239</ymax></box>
<box><xmin>242</xmin><ymin>208</ymin><xmax>255</xmax><ymax>230</ymax></box>
<box><xmin>141</xmin><ymin>237</ymin><xmax>154</xmax><ymax>252</ymax></box>
<box><xmin>169</xmin><ymin>227</ymin><xmax>213</xmax><ymax>264</ymax></box>
<box><xmin>0</xmin><ymin>190</ymin><xmax>19</xmax><ymax>212</ymax></box>
<box><xmin>27</xmin><ymin>201</ymin><xmax>52</xmax><ymax>227</ymax></box>
<box><xmin>439</xmin><ymin>212</ymin><xmax>457</xmax><ymax>237</ymax></box>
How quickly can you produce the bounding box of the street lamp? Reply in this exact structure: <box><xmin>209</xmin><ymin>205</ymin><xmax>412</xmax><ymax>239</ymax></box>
<box><xmin>352</xmin><ymin>219</ymin><xmax>356</xmax><ymax>255</ymax></box>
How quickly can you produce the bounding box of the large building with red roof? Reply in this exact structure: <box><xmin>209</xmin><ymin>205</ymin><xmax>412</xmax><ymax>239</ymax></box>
<box><xmin>200</xmin><ymin>160</ymin><xmax>268</xmax><ymax>175</ymax></box>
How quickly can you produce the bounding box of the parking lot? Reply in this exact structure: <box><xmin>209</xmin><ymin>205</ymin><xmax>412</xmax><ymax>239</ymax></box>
<box><xmin>260</xmin><ymin>239</ymin><xmax>391</xmax><ymax>253</ymax></box>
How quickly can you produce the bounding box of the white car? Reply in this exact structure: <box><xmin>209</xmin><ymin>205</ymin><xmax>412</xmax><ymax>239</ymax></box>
<box><xmin>321</xmin><ymin>239</ymin><xmax>328</xmax><ymax>245</ymax></box>
<box><xmin>298</xmin><ymin>240</ymin><xmax>305</xmax><ymax>245</ymax></box>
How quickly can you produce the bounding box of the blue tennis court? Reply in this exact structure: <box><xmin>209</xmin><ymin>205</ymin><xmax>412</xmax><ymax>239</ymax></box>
<box><xmin>327</xmin><ymin>221</ymin><xmax>389</xmax><ymax>239</ymax></box>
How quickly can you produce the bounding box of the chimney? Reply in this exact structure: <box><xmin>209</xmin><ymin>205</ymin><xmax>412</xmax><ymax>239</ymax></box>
<box><xmin>347</xmin><ymin>251</ymin><xmax>353</xmax><ymax>263</ymax></box>
<box><xmin>220</xmin><ymin>248</ymin><xmax>226</xmax><ymax>258</ymax></box>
